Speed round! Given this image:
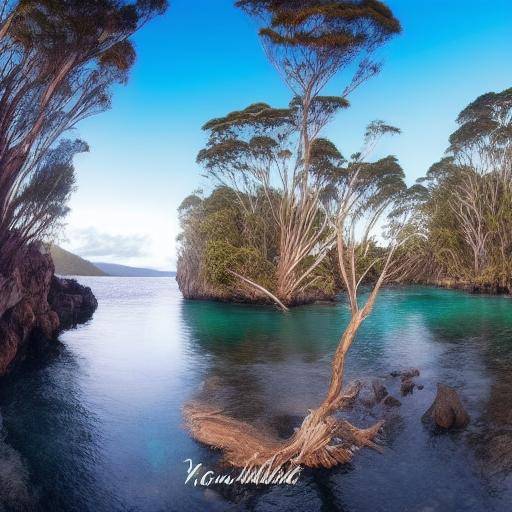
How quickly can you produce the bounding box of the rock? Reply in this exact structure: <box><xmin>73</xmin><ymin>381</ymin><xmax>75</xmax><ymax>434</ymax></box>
<box><xmin>401</xmin><ymin>379</ymin><xmax>415</xmax><ymax>396</ymax></box>
<box><xmin>390</xmin><ymin>368</ymin><xmax>420</xmax><ymax>380</ymax></box>
<box><xmin>372</xmin><ymin>379</ymin><xmax>388</xmax><ymax>403</ymax></box>
<box><xmin>0</xmin><ymin>241</ymin><xmax>97</xmax><ymax>377</ymax></box>
<box><xmin>400</xmin><ymin>368</ymin><xmax>420</xmax><ymax>381</ymax></box>
<box><xmin>48</xmin><ymin>276</ymin><xmax>97</xmax><ymax>330</ymax></box>
<box><xmin>358</xmin><ymin>382</ymin><xmax>377</xmax><ymax>408</ymax></box>
<box><xmin>383</xmin><ymin>395</ymin><xmax>401</xmax><ymax>407</ymax></box>
<box><xmin>0</xmin><ymin>272</ymin><xmax>22</xmax><ymax>318</ymax></box>
<box><xmin>422</xmin><ymin>383</ymin><xmax>470</xmax><ymax>429</ymax></box>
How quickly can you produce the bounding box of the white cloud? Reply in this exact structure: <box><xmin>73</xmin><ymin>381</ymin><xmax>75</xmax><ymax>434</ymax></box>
<box><xmin>63</xmin><ymin>227</ymin><xmax>149</xmax><ymax>261</ymax></box>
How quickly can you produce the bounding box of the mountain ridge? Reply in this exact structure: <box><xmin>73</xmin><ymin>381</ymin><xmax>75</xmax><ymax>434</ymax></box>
<box><xmin>50</xmin><ymin>245</ymin><xmax>107</xmax><ymax>276</ymax></box>
<box><xmin>93</xmin><ymin>262</ymin><xmax>176</xmax><ymax>277</ymax></box>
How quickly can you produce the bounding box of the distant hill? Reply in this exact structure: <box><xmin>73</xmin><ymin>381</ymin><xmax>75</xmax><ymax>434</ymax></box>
<box><xmin>93</xmin><ymin>262</ymin><xmax>176</xmax><ymax>277</ymax></box>
<box><xmin>50</xmin><ymin>245</ymin><xmax>107</xmax><ymax>276</ymax></box>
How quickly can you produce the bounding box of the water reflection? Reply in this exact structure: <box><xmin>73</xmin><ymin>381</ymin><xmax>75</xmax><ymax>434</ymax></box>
<box><xmin>0</xmin><ymin>345</ymin><xmax>116</xmax><ymax>511</ymax></box>
<box><xmin>0</xmin><ymin>280</ymin><xmax>510</xmax><ymax>511</ymax></box>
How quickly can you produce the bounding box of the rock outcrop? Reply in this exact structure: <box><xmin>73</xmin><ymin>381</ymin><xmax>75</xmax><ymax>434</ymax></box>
<box><xmin>48</xmin><ymin>276</ymin><xmax>97</xmax><ymax>330</ymax></box>
<box><xmin>0</xmin><ymin>243</ymin><xmax>97</xmax><ymax>376</ymax></box>
<box><xmin>372</xmin><ymin>379</ymin><xmax>389</xmax><ymax>403</ymax></box>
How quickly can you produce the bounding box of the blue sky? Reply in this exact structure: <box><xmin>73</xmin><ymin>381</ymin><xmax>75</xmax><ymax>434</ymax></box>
<box><xmin>62</xmin><ymin>0</ymin><xmax>512</xmax><ymax>270</ymax></box>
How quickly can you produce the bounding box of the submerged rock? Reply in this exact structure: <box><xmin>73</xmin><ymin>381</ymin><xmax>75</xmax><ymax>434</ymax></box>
<box><xmin>401</xmin><ymin>379</ymin><xmax>416</xmax><ymax>396</ymax></box>
<box><xmin>383</xmin><ymin>395</ymin><xmax>401</xmax><ymax>407</ymax></box>
<box><xmin>372</xmin><ymin>379</ymin><xmax>389</xmax><ymax>403</ymax></box>
<box><xmin>422</xmin><ymin>383</ymin><xmax>470</xmax><ymax>429</ymax></box>
<box><xmin>0</xmin><ymin>242</ymin><xmax>97</xmax><ymax>376</ymax></box>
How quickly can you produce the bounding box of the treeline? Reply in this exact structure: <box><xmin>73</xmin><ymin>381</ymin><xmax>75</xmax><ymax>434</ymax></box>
<box><xmin>411</xmin><ymin>88</ymin><xmax>512</xmax><ymax>292</ymax></box>
<box><xmin>177</xmin><ymin>87</ymin><xmax>512</xmax><ymax>302</ymax></box>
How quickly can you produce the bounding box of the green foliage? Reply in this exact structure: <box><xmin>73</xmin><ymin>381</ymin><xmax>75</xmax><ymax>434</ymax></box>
<box><xmin>199</xmin><ymin>208</ymin><xmax>242</xmax><ymax>246</ymax></box>
<box><xmin>204</xmin><ymin>240</ymin><xmax>275</xmax><ymax>291</ymax></box>
<box><xmin>298</xmin><ymin>255</ymin><xmax>337</xmax><ymax>295</ymax></box>
<box><xmin>176</xmin><ymin>186</ymin><xmax>280</xmax><ymax>300</ymax></box>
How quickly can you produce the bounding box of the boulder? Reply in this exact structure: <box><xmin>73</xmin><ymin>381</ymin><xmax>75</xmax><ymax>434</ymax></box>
<box><xmin>422</xmin><ymin>383</ymin><xmax>470</xmax><ymax>429</ymax></box>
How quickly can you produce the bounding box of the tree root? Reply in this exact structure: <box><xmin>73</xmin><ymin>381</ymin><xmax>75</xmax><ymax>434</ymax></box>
<box><xmin>183</xmin><ymin>381</ymin><xmax>384</xmax><ymax>470</ymax></box>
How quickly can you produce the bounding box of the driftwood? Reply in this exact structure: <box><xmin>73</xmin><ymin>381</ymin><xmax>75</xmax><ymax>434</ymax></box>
<box><xmin>184</xmin><ymin>255</ymin><xmax>394</xmax><ymax>470</ymax></box>
<box><xmin>184</xmin><ymin>380</ymin><xmax>384</xmax><ymax>469</ymax></box>
<box><xmin>422</xmin><ymin>383</ymin><xmax>470</xmax><ymax>429</ymax></box>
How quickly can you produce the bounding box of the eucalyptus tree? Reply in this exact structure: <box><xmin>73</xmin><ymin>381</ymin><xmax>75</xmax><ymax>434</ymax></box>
<box><xmin>5</xmin><ymin>138</ymin><xmax>88</xmax><ymax>261</ymax></box>
<box><xmin>309</xmin><ymin>120</ymin><xmax>411</xmax><ymax>420</ymax></box>
<box><xmin>197</xmin><ymin>0</ymin><xmax>401</xmax><ymax>308</ymax></box>
<box><xmin>416</xmin><ymin>88</ymin><xmax>512</xmax><ymax>286</ymax></box>
<box><xmin>449</xmin><ymin>88</ymin><xmax>512</xmax><ymax>279</ymax></box>
<box><xmin>0</xmin><ymin>0</ymin><xmax>167</xmax><ymax>271</ymax></box>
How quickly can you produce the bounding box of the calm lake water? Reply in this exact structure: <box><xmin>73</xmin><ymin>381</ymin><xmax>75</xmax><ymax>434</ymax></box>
<box><xmin>0</xmin><ymin>278</ymin><xmax>512</xmax><ymax>511</ymax></box>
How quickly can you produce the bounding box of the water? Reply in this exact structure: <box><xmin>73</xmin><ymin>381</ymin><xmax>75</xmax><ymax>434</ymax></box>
<box><xmin>0</xmin><ymin>278</ymin><xmax>511</xmax><ymax>511</ymax></box>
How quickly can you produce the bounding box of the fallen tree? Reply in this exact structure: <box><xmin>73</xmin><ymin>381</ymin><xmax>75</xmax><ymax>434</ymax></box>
<box><xmin>184</xmin><ymin>122</ymin><xmax>420</xmax><ymax>470</ymax></box>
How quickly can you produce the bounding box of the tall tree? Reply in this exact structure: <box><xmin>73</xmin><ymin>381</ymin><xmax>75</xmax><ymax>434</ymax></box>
<box><xmin>414</xmin><ymin>88</ymin><xmax>512</xmax><ymax>288</ymax></box>
<box><xmin>0</xmin><ymin>0</ymin><xmax>167</xmax><ymax>271</ymax></box>
<box><xmin>202</xmin><ymin>0</ymin><xmax>401</xmax><ymax>308</ymax></box>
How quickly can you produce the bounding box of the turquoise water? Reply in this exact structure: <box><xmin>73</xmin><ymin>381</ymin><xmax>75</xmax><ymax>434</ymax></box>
<box><xmin>0</xmin><ymin>279</ymin><xmax>511</xmax><ymax>511</ymax></box>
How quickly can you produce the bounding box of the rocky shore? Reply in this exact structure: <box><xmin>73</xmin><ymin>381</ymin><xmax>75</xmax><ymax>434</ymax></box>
<box><xmin>0</xmin><ymin>243</ymin><xmax>97</xmax><ymax>377</ymax></box>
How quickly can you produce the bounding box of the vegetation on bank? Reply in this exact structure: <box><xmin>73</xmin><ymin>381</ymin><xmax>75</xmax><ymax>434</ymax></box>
<box><xmin>409</xmin><ymin>88</ymin><xmax>512</xmax><ymax>292</ymax></box>
<box><xmin>178</xmin><ymin>87</ymin><xmax>512</xmax><ymax>302</ymax></box>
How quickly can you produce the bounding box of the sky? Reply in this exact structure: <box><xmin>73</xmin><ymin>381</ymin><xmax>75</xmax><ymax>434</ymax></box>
<box><xmin>60</xmin><ymin>0</ymin><xmax>512</xmax><ymax>270</ymax></box>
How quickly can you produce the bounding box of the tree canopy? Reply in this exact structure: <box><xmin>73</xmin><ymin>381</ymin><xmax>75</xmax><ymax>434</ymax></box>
<box><xmin>0</xmin><ymin>0</ymin><xmax>168</xmax><ymax>271</ymax></box>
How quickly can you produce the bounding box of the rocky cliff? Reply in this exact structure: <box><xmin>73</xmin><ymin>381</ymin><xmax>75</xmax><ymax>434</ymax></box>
<box><xmin>0</xmin><ymin>243</ymin><xmax>97</xmax><ymax>376</ymax></box>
